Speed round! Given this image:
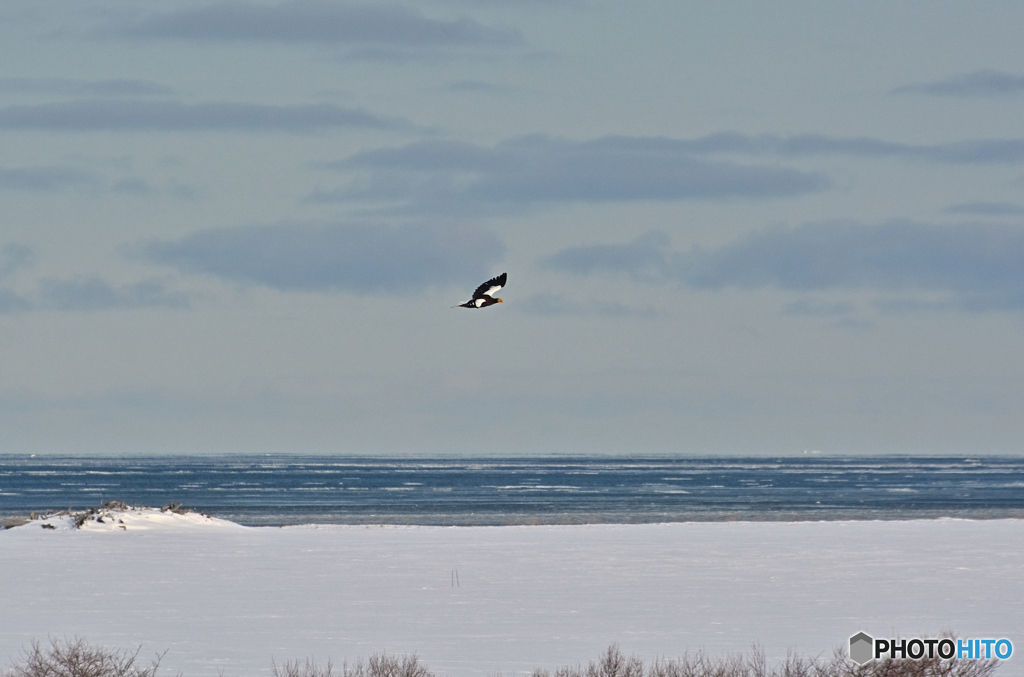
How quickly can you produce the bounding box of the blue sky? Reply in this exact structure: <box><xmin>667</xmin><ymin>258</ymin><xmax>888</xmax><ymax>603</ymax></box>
<box><xmin>3</xmin><ymin>1</ymin><xmax>1024</xmax><ymax>455</ymax></box>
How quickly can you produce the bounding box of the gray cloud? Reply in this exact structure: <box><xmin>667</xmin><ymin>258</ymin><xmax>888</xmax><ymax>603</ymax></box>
<box><xmin>781</xmin><ymin>298</ymin><xmax>858</xmax><ymax>317</ymax></box>
<box><xmin>37</xmin><ymin>276</ymin><xmax>191</xmax><ymax>311</ymax></box>
<box><xmin>542</xmin><ymin>221</ymin><xmax>1024</xmax><ymax>310</ymax></box>
<box><xmin>140</xmin><ymin>221</ymin><xmax>505</xmax><ymax>295</ymax></box>
<box><xmin>451</xmin><ymin>0</ymin><xmax>580</xmax><ymax>6</ymax></box>
<box><xmin>0</xmin><ymin>244</ymin><xmax>34</xmax><ymax>314</ymax></box>
<box><xmin>519</xmin><ymin>292</ymin><xmax>657</xmax><ymax>318</ymax></box>
<box><xmin>1</xmin><ymin>243</ymin><xmax>35</xmax><ymax>278</ymax></box>
<box><xmin>0</xmin><ymin>99</ymin><xmax>410</xmax><ymax>132</ymax></box>
<box><xmin>541</xmin><ymin>231</ymin><xmax>672</xmax><ymax>283</ymax></box>
<box><xmin>0</xmin><ymin>288</ymin><xmax>31</xmax><ymax>314</ymax></box>
<box><xmin>0</xmin><ymin>260</ymin><xmax>190</xmax><ymax>312</ymax></box>
<box><xmin>683</xmin><ymin>221</ymin><xmax>1024</xmax><ymax>296</ymax></box>
<box><xmin>5</xmin><ymin>243</ymin><xmax>194</xmax><ymax>312</ymax></box>
<box><xmin>0</xmin><ymin>77</ymin><xmax>174</xmax><ymax>97</ymax></box>
<box><xmin>516</xmin><ymin>132</ymin><xmax>1024</xmax><ymax>166</ymax></box>
<box><xmin>672</xmin><ymin>132</ymin><xmax>1024</xmax><ymax>165</ymax></box>
<box><xmin>447</xmin><ymin>80</ymin><xmax>509</xmax><ymax>93</ymax></box>
<box><xmin>316</xmin><ymin>131</ymin><xmax>1024</xmax><ymax>217</ymax></box>
<box><xmin>113</xmin><ymin>1</ymin><xmax>521</xmax><ymax>47</ymax></box>
<box><xmin>872</xmin><ymin>298</ymin><xmax>954</xmax><ymax>315</ymax></box>
<box><xmin>768</xmin><ymin>135</ymin><xmax>1024</xmax><ymax>164</ymax></box>
<box><xmin>893</xmin><ymin>70</ymin><xmax>1024</xmax><ymax>98</ymax></box>
<box><xmin>112</xmin><ymin>177</ymin><xmax>157</xmax><ymax>195</ymax></box>
<box><xmin>315</xmin><ymin>136</ymin><xmax>830</xmax><ymax>214</ymax></box>
<box><xmin>337</xmin><ymin>46</ymin><xmax>455</xmax><ymax>63</ymax></box>
<box><xmin>943</xmin><ymin>201</ymin><xmax>1024</xmax><ymax>216</ymax></box>
<box><xmin>0</xmin><ymin>165</ymin><xmax>98</xmax><ymax>190</ymax></box>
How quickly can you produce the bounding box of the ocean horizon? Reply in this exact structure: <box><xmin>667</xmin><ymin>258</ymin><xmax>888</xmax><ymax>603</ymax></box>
<box><xmin>3</xmin><ymin>454</ymin><xmax>1023</xmax><ymax>526</ymax></box>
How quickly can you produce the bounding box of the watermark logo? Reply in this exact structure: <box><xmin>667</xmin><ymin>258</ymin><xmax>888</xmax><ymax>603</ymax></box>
<box><xmin>849</xmin><ymin>633</ymin><xmax>873</xmax><ymax>665</ymax></box>
<box><xmin>849</xmin><ymin>633</ymin><xmax>1013</xmax><ymax>665</ymax></box>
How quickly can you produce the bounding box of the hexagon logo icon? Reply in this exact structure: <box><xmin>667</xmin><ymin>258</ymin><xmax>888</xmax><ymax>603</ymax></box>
<box><xmin>849</xmin><ymin>632</ymin><xmax>874</xmax><ymax>665</ymax></box>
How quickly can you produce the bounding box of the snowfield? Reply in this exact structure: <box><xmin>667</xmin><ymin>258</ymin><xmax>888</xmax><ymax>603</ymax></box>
<box><xmin>1</xmin><ymin>513</ymin><xmax>1021</xmax><ymax>677</ymax></box>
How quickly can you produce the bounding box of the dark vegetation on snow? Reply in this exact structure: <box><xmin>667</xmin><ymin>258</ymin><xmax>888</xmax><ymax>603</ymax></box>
<box><xmin>4</xmin><ymin>639</ymin><xmax>999</xmax><ymax>677</ymax></box>
<box><xmin>5</xmin><ymin>639</ymin><xmax>164</xmax><ymax>677</ymax></box>
<box><xmin>0</xmin><ymin>502</ymin><xmax>205</xmax><ymax>531</ymax></box>
<box><xmin>272</xmin><ymin>653</ymin><xmax>432</xmax><ymax>677</ymax></box>
<box><xmin>529</xmin><ymin>643</ymin><xmax>998</xmax><ymax>677</ymax></box>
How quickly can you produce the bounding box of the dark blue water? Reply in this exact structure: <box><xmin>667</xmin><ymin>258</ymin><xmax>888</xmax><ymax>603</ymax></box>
<box><xmin>1</xmin><ymin>455</ymin><xmax>1023</xmax><ymax>526</ymax></box>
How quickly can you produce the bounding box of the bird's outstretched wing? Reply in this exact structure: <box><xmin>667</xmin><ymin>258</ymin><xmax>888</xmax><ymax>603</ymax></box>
<box><xmin>472</xmin><ymin>272</ymin><xmax>507</xmax><ymax>299</ymax></box>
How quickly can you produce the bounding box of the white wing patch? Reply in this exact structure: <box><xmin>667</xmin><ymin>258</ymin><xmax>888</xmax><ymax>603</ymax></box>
<box><xmin>458</xmin><ymin>273</ymin><xmax>506</xmax><ymax>307</ymax></box>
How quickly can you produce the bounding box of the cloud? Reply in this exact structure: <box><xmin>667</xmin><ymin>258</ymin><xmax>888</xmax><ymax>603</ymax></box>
<box><xmin>111</xmin><ymin>0</ymin><xmax>521</xmax><ymax>47</ymax></box>
<box><xmin>781</xmin><ymin>298</ymin><xmax>858</xmax><ymax>317</ymax></box>
<box><xmin>0</xmin><ymin>165</ymin><xmax>98</xmax><ymax>190</ymax></box>
<box><xmin>716</xmin><ymin>132</ymin><xmax>1024</xmax><ymax>165</ymax></box>
<box><xmin>540</xmin><ymin>231</ymin><xmax>672</xmax><ymax>283</ymax></box>
<box><xmin>519</xmin><ymin>292</ymin><xmax>657</xmax><ymax>318</ymax></box>
<box><xmin>943</xmin><ymin>202</ymin><xmax>1024</xmax><ymax>216</ymax></box>
<box><xmin>893</xmin><ymin>70</ymin><xmax>1024</xmax><ymax>97</ymax></box>
<box><xmin>542</xmin><ymin>132</ymin><xmax>1024</xmax><ymax>165</ymax></box>
<box><xmin>0</xmin><ymin>288</ymin><xmax>31</xmax><ymax>314</ymax></box>
<box><xmin>307</xmin><ymin>135</ymin><xmax>1024</xmax><ymax>219</ymax></box>
<box><xmin>0</xmin><ymin>243</ymin><xmax>191</xmax><ymax>313</ymax></box>
<box><xmin>0</xmin><ymin>99</ymin><xmax>411</xmax><ymax>132</ymax></box>
<box><xmin>451</xmin><ymin>0</ymin><xmax>580</xmax><ymax>6</ymax></box>
<box><xmin>139</xmin><ymin>221</ymin><xmax>505</xmax><ymax>294</ymax></box>
<box><xmin>112</xmin><ymin>177</ymin><xmax>157</xmax><ymax>195</ymax></box>
<box><xmin>37</xmin><ymin>276</ymin><xmax>191</xmax><ymax>311</ymax></box>
<box><xmin>337</xmin><ymin>46</ymin><xmax>455</xmax><ymax>63</ymax></box>
<box><xmin>0</xmin><ymin>269</ymin><xmax>189</xmax><ymax>313</ymax></box>
<box><xmin>314</xmin><ymin>136</ymin><xmax>830</xmax><ymax>214</ymax></box>
<box><xmin>0</xmin><ymin>243</ymin><xmax>35</xmax><ymax>278</ymax></box>
<box><xmin>447</xmin><ymin>80</ymin><xmax>509</xmax><ymax>93</ymax></box>
<box><xmin>542</xmin><ymin>221</ymin><xmax>1024</xmax><ymax>311</ymax></box>
<box><xmin>0</xmin><ymin>77</ymin><xmax>175</xmax><ymax>97</ymax></box>
<box><xmin>682</xmin><ymin>221</ymin><xmax>1024</xmax><ymax>296</ymax></box>
<box><xmin>765</xmin><ymin>135</ymin><xmax>1024</xmax><ymax>164</ymax></box>
<box><xmin>315</xmin><ymin>131</ymin><xmax>1024</xmax><ymax>218</ymax></box>
<box><xmin>0</xmin><ymin>244</ymin><xmax>34</xmax><ymax>314</ymax></box>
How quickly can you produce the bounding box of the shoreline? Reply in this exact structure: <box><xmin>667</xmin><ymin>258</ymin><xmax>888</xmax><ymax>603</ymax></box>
<box><xmin>6</xmin><ymin>509</ymin><xmax>1024</xmax><ymax>531</ymax></box>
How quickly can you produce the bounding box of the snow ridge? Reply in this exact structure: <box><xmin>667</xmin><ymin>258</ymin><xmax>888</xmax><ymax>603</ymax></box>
<box><xmin>8</xmin><ymin>502</ymin><xmax>245</xmax><ymax>532</ymax></box>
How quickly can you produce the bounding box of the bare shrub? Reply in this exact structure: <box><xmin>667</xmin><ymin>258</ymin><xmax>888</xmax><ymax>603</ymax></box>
<box><xmin>639</xmin><ymin>646</ymin><xmax>773</xmax><ymax>677</ymax></box>
<box><xmin>9</xmin><ymin>638</ymin><xmax>998</xmax><ymax>677</ymax></box>
<box><xmin>363</xmin><ymin>654</ymin><xmax>431</xmax><ymax>677</ymax></box>
<box><xmin>589</xmin><ymin>645</ymin><xmax>645</xmax><ymax>677</ymax></box>
<box><xmin>533</xmin><ymin>642</ymin><xmax>1000</xmax><ymax>677</ymax></box>
<box><xmin>271</xmin><ymin>658</ymin><xmax>336</xmax><ymax>677</ymax></box>
<box><xmin>5</xmin><ymin>638</ymin><xmax>164</xmax><ymax>677</ymax></box>
<box><xmin>272</xmin><ymin>654</ymin><xmax>431</xmax><ymax>677</ymax></box>
<box><xmin>533</xmin><ymin>645</ymin><xmax>645</xmax><ymax>677</ymax></box>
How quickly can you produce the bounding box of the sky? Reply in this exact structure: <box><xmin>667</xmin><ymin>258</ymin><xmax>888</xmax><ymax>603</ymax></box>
<box><xmin>3</xmin><ymin>1</ymin><xmax>1024</xmax><ymax>456</ymax></box>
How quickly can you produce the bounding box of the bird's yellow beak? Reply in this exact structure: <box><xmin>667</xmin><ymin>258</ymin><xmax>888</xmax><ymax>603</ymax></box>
<box><xmin>497</xmin><ymin>298</ymin><xmax>503</xmax><ymax>302</ymax></box>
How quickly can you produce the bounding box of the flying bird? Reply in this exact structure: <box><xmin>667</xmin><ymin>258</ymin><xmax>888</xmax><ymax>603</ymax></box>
<box><xmin>454</xmin><ymin>272</ymin><xmax>506</xmax><ymax>308</ymax></box>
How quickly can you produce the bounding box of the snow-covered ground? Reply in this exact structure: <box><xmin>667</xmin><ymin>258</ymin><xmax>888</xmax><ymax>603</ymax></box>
<box><xmin>1</xmin><ymin>513</ymin><xmax>1021</xmax><ymax>677</ymax></box>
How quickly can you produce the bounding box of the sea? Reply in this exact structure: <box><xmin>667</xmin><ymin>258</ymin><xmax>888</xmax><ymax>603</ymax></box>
<box><xmin>1</xmin><ymin>455</ymin><xmax>1023</xmax><ymax>527</ymax></box>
